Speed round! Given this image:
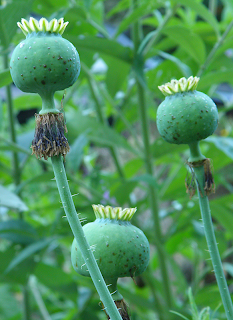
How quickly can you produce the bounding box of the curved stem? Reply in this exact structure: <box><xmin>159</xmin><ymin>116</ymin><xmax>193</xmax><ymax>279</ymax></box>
<box><xmin>193</xmin><ymin>165</ymin><xmax>233</xmax><ymax>320</ymax></box>
<box><xmin>51</xmin><ymin>155</ymin><xmax>122</xmax><ymax>320</ymax></box>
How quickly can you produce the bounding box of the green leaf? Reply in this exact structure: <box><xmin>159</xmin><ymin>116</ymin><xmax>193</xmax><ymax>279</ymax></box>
<box><xmin>0</xmin><ymin>69</ymin><xmax>12</xmax><ymax>88</ymax></box>
<box><xmin>156</xmin><ymin>50</ymin><xmax>192</xmax><ymax>78</ymax></box>
<box><xmin>105</xmin><ymin>56</ymin><xmax>130</xmax><ymax>97</ymax></box>
<box><xmin>0</xmin><ymin>219</ymin><xmax>37</xmax><ymax>244</ymax></box>
<box><xmin>162</xmin><ymin>25</ymin><xmax>206</xmax><ymax>64</ymax></box>
<box><xmin>172</xmin><ymin>0</ymin><xmax>219</xmax><ymax>36</ymax></box>
<box><xmin>169</xmin><ymin>310</ymin><xmax>189</xmax><ymax>320</ymax></box>
<box><xmin>67</xmin><ymin>35</ymin><xmax>133</xmax><ymax>64</ymax></box>
<box><xmin>13</xmin><ymin>94</ymin><xmax>41</xmax><ymax>110</ymax></box>
<box><xmin>5</xmin><ymin>238</ymin><xmax>54</xmax><ymax>274</ymax></box>
<box><xmin>206</xmin><ymin>137</ymin><xmax>233</xmax><ymax>160</ymax></box>
<box><xmin>111</xmin><ymin>180</ymin><xmax>137</xmax><ymax>204</ymax></box>
<box><xmin>67</xmin><ymin>111</ymin><xmax>137</xmax><ymax>154</ymax></box>
<box><xmin>188</xmin><ymin>287</ymin><xmax>199</xmax><ymax>319</ymax></box>
<box><xmin>115</xmin><ymin>2</ymin><xmax>160</xmax><ymax>37</ymax></box>
<box><xmin>132</xmin><ymin>174</ymin><xmax>157</xmax><ymax>188</ymax></box>
<box><xmin>0</xmin><ymin>185</ymin><xmax>28</xmax><ymax>211</ymax></box>
<box><xmin>0</xmin><ymin>0</ymin><xmax>33</xmax><ymax>48</ymax></box>
<box><xmin>67</xmin><ymin>134</ymin><xmax>88</xmax><ymax>171</ymax></box>
<box><xmin>198</xmin><ymin>69</ymin><xmax>233</xmax><ymax>90</ymax></box>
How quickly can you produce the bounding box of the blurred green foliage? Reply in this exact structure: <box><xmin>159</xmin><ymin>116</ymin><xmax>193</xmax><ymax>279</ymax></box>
<box><xmin>1</xmin><ymin>0</ymin><xmax>233</xmax><ymax>319</ymax></box>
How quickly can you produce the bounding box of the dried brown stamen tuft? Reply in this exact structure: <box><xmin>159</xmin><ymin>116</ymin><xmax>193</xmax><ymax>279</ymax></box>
<box><xmin>185</xmin><ymin>158</ymin><xmax>215</xmax><ymax>198</ymax></box>
<box><xmin>101</xmin><ymin>299</ymin><xmax>130</xmax><ymax>320</ymax></box>
<box><xmin>31</xmin><ymin>112</ymin><xmax>70</xmax><ymax>160</ymax></box>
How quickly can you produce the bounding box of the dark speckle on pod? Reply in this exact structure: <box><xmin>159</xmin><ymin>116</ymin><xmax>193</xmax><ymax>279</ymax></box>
<box><xmin>10</xmin><ymin>32</ymin><xmax>80</xmax><ymax>96</ymax></box>
<box><xmin>156</xmin><ymin>91</ymin><xmax>218</xmax><ymax>144</ymax></box>
<box><xmin>71</xmin><ymin>211</ymin><xmax>150</xmax><ymax>280</ymax></box>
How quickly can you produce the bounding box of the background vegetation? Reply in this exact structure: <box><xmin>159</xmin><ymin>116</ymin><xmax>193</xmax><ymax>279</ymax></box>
<box><xmin>1</xmin><ymin>0</ymin><xmax>233</xmax><ymax>319</ymax></box>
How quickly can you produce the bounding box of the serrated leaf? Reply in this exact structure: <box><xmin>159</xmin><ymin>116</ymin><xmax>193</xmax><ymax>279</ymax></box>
<box><xmin>0</xmin><ymin>185</ymin><xmax>28</xmax><ymax>211</ymax></box>
<box><xmin>162</xmin><ymin>25</ymin><xmax>206</xmax><ymax>64</ymax></box>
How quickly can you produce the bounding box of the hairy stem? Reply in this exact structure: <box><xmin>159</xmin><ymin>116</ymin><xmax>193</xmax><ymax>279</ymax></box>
<box><xmin>131</xmin><ymin>0</ymin><xmax>173</xmax><ymax>310</ymax></box>
<box><xmin>193</xmin><ymin>165</ymin><xmax>233</xmax><ymax>320</ymax></box>
<box><xmin>51</xmin><ymin>155</ymin><xmax>122</xmax><ymax>320</ymax></box>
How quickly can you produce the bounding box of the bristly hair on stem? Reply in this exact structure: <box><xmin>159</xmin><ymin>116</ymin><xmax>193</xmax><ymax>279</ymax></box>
<box><xmin>102</xmin><ymin>299</ymin><xmax>130</xmax><ymax>320</ymax></box>
<box><xmin>31</xmin><ymin>112</ymin><xmax>70</xmax><ymax>160</ymax></box>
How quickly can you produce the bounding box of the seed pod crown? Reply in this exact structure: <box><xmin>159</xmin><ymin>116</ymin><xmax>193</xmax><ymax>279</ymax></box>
<box><xmin>10</xmin><ymin>17</ymin><xmax>80</xmax><ymax>98</ymax></box>
<box><xmin>156</xmin><ymin>76</ymin><xmax>218</xmax><ymax>145</ymax></box>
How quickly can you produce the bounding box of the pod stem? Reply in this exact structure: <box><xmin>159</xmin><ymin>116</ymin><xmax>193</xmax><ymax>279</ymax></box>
<box><xmin>50</xmin><ymin>155</ymin><xmax>122</xmax><ymax>320</ymax></box>
<box><xmin>193</xmin><ymin>165</ymin><xmax>233</xmax><ymax>320</ymax></box>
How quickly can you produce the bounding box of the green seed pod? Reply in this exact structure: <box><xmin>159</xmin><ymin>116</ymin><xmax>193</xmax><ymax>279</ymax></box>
<box><xmin>156</xmin><ymin>77</ymin><xmax>218</xmax><ymax>145</ymax></box>
<box><xmin>71</xmin><ymin>205</ymin><xmax>150</xmax><ymax>291</ymax></box>
<box><xmin>10</xmin><ymin>17</ymin><xmax>80</xmax><ymax>99</ymax></box>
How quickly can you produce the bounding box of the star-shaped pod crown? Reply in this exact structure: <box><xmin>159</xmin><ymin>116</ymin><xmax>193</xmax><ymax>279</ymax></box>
<box><xmin>92</xmin><ymin>204</ymin><xmax>136</xmax><ymax>221</ymax></box>
<box><xmin>17</xmin><ymin>17</ymin><xmax>68</xmax><ymax>36</ymax></box>
<box><xmin>158</xmin><ymin>76</ymin><xmax>200</xmax><ymax>96</ymax></box>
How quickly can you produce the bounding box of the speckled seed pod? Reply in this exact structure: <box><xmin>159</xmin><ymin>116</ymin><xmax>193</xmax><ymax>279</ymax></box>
<box><xmin>10</xmin><ymin>17</ymin><xmax>80</xmax><ymax>97</ymax></box>
<box><xmin>156</xmin><ymin>76</ymin><xmax>218</xmax><ymax>144</ymax></box>
<box><xmin>71</xmin><ymin>205</ymin><xmax>150</xmax><ymax>281</ymax></box>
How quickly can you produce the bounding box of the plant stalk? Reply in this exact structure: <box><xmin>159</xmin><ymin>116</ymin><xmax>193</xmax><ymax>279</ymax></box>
<box><xmin>3</xmin><ymin>54</ymin><xmax>21</xmax><ymax>186</ymax></box>
<box><xmin>22</xmin><ymin>284</ymin><xmax>30</xmax><ymax>320</ymax></box>
<box><xmin>131</xmin><ymin>0</ymin><xmax>172</xmax><ymax>310</ymax></box>
<box><xmin>4</xmin><ymin>53</ymin><xmax>30</xmax><ymax>318</ymax></box>
<box><xmin>83</xmin><ymin>64</ymin><xmax>125</xmax><ymax>179</ymax></box>
<box><xmin>193</xmin><ymin>165</ymin><xmax>233</xmax><ymax>320</ymax></box>
<box><xmin>51</xmin><ymin>155</ymin><xmax>122</xmax><ymax>320</ymax></box>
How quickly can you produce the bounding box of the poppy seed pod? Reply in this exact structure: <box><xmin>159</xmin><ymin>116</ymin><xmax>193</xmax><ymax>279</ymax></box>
<box><xmin>156</xmin><ymin>76</ymin><xmax>218</xmax><ymax>145</ymax></box>
<box><xmin>71</xmin><ymin>205</ymin><xmax>150</xmax><ymax>301</ymax></box>
<box><xmin>10</xmin><ymin>17</ymin><xmax>80</xmax><ymax>99</ymax></box>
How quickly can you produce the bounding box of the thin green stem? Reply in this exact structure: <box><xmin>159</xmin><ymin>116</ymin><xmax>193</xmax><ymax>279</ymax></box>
<box><xmin>136</xmin><ymin>79</ymin><xmax>172</xmax><ymax>309</ymax></box>
<box><xmin>138</xmin><ymin>5</ymin><xmax>178</xmax><ymax>56</ymax></box>
<box><xmin>22</xmin><ymin>284</ymin><xmax>30</xmax><ymax>320</ymax></box>
<box><xmin>131</xmin><ymin>0</ymin><xmax>172</xmax><ymax>310</ymax></box>
<box><xmin>193</xmin><ymin>165</ymin><xmax>233</xmax><ymax>320</ymax></box>
<box><xmin>51</xmin><ymin>155</ymin><xmax>122</xmax><ymax>320</ymax></box>
<box><xmin>197</xmin><ymin>19</ymin><xmax>233</xmax><ymax>78</ymax></box>
<box><xmin>209</xmin><ymin>0</ymin><xmax>217</xmax><ymax>16</ymax></box>
<box><xmin>83</xmin><ymin>63</ymin><xmax>125</xmax><ymax>179</ymax></box>
<box><xmin>4</xmin><ymin>54</ymin><xmax>30</xmax><ymax>317</ymax></box>
<box><xmin>3</xmin><ymin>54</ymin><xmax>21</xmax><ymax>186</ymax></box>
<box><xmin>29</xmin><ymin>276</ymin><xmax>52</xmax><ymax>320</ymax></box>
